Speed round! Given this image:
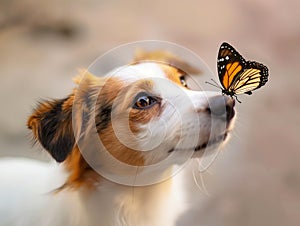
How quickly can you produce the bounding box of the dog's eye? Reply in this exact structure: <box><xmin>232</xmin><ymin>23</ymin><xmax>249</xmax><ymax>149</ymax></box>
<box><xmin>180</xmin><ymin>75</ymin><xmax>188</xmax><ymax>88</ymax></box>
<box><xmin>133</xmin><ymin>93</ymin><xmax>158</xmax><ymax>109</ymax></box>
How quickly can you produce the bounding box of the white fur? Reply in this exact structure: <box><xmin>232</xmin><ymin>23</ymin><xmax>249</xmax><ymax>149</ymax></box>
<box><xmin>0</xmin><ymin>158</ymin><xmax>187</xmax><ymax>226</ymax></box>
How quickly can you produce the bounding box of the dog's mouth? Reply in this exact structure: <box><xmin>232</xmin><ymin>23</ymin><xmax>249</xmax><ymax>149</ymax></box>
<box><xmin>194</xmin><ymin>132</ymin><xmax>228</xmax><ymax>151</ymax></box>
<box><xmin>168</xmin><ymin>132</ymin><xmax>228</xmax><ymax>153</ymax></box>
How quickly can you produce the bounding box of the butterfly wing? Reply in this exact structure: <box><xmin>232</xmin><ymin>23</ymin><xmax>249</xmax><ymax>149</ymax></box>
<box><xmin>217</xmin><ymin>42</ymin><xmax>247</xmax><ymax>91</ymax></box>
<box><xmin>217</xmin><ymin>42</ymin><xmax>269</xmax><ymax>96</ymax></box>
<box><xmin>231</xmin><ymin>61</ymin><xmax>269</xmax><ymax>95</ymax></box>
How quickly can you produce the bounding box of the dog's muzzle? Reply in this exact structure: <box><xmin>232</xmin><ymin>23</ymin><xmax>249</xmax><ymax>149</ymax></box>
<box><xmin>206</xmin><ymin>95</ymin><xmax>235</xmax><ymax>126</ymax></box>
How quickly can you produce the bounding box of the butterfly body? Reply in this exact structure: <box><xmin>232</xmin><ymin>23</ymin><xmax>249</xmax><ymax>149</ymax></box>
<box><xmin>216</xmin><ymin>42</ymin><xmax>269</xmax><ymax>100</ymax></box>
<box><xmin>221</xmin><ymin>87</ymin><xmax>252</xmax><ymax>97</ymax></box>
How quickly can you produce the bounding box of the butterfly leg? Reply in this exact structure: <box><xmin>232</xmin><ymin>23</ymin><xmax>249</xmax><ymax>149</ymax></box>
<box><xmin>234</xmin><ymin>95</ymin><xmax>241</xmax><ymax>103</ymax></box>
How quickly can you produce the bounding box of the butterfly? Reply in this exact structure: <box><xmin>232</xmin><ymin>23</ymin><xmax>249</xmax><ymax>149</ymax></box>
<box><xmin>208</xmin><ymin>42</ymin><xmax>269</xmax><ymax>102</ymax></box>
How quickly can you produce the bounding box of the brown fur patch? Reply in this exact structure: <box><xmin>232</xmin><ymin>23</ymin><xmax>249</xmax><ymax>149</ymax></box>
<box><xmin>129</xmin><ymin>103</ymin><xmax>161</xmax><ymax>126</ymax></box>
<box><xmin>99</xmin><ymin>126</ymin><xmax>145</xmax><ymax>166</ymax></box>
<box><xmin>96</xmin><ymin>78</ymin><xmax>155</xmax><ymax>166</ymax></box>
<box><xmin>159</xmin><ymin>63</ymin><xmax>186</xmax><ymax>87</ymax></box>
<box><xmin>60</xmin><ymin>72</ymin><xmax>107</xmax><ymax>189</ymax></box>
<box><xmin>67</xmin><ymin>73</ymin><xmax>149</xmax><ymax>174</ymax></box>
<box><xmin>59</xmin><ymin>73</ymin><xmax>147</xmax><ymax>186</ymax></box>
<box><xmin>63</xmin><ymin>146</ymin><xmax>100</xmax><ymax>190</ymax></box>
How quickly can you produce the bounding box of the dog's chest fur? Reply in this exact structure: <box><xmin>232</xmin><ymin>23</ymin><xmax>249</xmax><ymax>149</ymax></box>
<box><xmin>0</xmin><ymin>159</ymin><xmax>188</xmax><ymax>226</ymax></box>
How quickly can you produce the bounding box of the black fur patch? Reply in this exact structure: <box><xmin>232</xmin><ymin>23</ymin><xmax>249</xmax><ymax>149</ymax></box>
<box><xmin>95</xmin><ymin>103</ymin><xmax>112</xmax><ymax>132</ymax></box>
<box><xmin>38</xmin><ymin>97</ymin><xmax>75</xmax><ymax>162</ymax></box>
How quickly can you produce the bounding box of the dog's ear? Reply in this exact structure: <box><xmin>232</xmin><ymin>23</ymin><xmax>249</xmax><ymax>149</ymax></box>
<box><xmin>27</xmin><ymin>95</ymin><xmax>75</xmax><ymax>162</ymax></box>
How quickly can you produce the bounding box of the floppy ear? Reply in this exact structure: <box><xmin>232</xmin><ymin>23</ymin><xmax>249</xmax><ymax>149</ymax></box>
<box><xmin>27</xmin><ymin>95</ymin><xmax>75</xmax><ymax>162</ymax></box>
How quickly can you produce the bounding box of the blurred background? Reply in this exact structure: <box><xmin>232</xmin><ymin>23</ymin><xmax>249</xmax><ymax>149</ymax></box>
<box><xmin>0</xmin><ymin>0</ymin><xmax>299</xmax><ymax>225</ymax></box>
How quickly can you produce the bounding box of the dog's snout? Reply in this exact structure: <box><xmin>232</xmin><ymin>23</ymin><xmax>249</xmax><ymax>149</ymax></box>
<box><xmin>206</xmin><ymin>95</ymin><xmax>235</xmax><ymax>121</ymax></box>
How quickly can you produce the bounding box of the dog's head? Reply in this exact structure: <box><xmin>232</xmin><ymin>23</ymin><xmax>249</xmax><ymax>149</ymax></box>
<box><xmin>27</xmin><ymin>52</ymin><xmax>235</xmax><ymax>187</ymax></box>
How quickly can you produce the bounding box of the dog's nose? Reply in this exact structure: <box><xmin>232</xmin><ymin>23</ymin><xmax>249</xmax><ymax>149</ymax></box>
<box><xmin>206</xmin><ymin>95</ymin><xmax>235</xmax><ymax>121</ymax></box>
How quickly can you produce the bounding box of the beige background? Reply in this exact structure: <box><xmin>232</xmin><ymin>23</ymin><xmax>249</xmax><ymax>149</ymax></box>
<box><xmin>0</xmin><ymin>0</ymin><xmax>299</xmax><ymax>225</ymax></box>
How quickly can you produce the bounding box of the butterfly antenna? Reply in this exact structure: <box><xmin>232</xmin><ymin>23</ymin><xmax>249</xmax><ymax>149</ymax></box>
<box><xmin>205</xmin><ymin>78</ymin><xmax>222</xmax><ymax>89</ymax></box>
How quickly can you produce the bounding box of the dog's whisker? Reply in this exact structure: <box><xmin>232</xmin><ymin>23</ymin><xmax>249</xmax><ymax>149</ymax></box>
<box><xmin>131</xmin><ymin>166</ymin><xmax>139</xmax><ymax>204</ymax></box>
<box><xmin>192</xmin><ymin>163</ymin><xmax>210</xmax><ymax>196</ymax></box>
<box><xmin>195</xmin><ymin>156</ymin><xmax>217</xmax><ymax>176</ymax></box>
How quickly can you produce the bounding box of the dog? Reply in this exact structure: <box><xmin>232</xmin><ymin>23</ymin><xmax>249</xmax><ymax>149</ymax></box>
<box><xmin>0</xmin><ymin>51</ymin><xmax>235</xmax><ymax>226</ymax></box>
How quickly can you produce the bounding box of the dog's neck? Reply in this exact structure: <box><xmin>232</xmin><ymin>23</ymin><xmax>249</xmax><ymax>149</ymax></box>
<box><xmin>67</xmin><ymin>167</ymin><xmax>187</xmax><ymax>226</ymax></box>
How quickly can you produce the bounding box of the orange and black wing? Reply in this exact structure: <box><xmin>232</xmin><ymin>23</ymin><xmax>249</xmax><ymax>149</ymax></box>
<box><xmin>217</xmin><ymin>42</ymin><xmax>269</xmax><ymax>96</ymax></box>
<box><xmin>217</xmin><ymin>42</ymin><xmax>246</xmax><ymax>93</ymax></box>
